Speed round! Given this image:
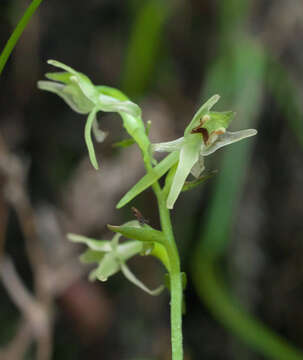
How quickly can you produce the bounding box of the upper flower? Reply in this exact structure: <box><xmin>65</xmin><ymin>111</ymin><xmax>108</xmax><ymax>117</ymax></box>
<box><xmin>152</xmin><ymin>95</ymin><xmax>257</xmax><ymax>209</ymax></box>
<box><xmin>38</xmin><ymin>60</ymin><xmax>144</xmax><ymax>170</ymax></box>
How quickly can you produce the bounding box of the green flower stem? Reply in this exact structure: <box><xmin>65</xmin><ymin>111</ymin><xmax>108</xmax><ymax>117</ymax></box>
<box><xmin>144</xmin><ymin>157</ymin><xmax>183</xmax><ymax>360</ymax></box>
<box><xmin>157</xmin><ymin>195</ymin><xmax>183</xmax><ymax>360</ymax></box>
<box><xmin>0</xmin><ymin>0</ymin><xmax>44</xmax><ymax>75</ymax></box>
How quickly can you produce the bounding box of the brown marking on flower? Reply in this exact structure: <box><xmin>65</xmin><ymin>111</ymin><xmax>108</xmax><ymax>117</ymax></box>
<box><xmin>191</xmin><ymin>119</ymin><xmax>209</xmax><ymax>144</ymax></box>
<box><xmin>215</xmin><ymin>129</ymin><xmax>225</xmax><ymax>135</ymax></box>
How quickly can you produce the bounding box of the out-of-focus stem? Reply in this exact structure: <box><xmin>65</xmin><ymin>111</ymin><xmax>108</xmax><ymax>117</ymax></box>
<box><xmin>0</xmin><ymin>0</ymin><xmax>44</xmax><ymax>75</ymax></box>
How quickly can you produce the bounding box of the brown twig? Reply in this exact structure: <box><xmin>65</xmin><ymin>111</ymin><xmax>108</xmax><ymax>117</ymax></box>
<box><xmin>0</xmin><ymin>257</ymin><xmax>48</xmax><ymax>336</ymax></box>
<box><xmin>0</xmin><ymin>132</ymin><xmax>53</xmax><ymax>360</ymax></box>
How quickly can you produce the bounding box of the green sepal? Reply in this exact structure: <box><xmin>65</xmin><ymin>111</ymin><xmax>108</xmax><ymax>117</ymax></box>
<box><xmin>182</xmin><ymin>170</ymin><xmax>217</xmax><ymax>192</ymax></box>
<box><xmin>67</xmin><ymin>233</ymin><xmax>112</xmax><ymax>251</ymax></box>
<box><xmin>202</xmin><ymin>111</ymin><xmax>235</xmax><ymax>134</ymax></box>
<box><xmin>79</xmin><ymin>249</ymin><xmax>105</xmax><ymax>264</ymax></box>
<box><xmin>117</xmin><ymin>151</ymin><xmax>179</xmax><ymax>209</ymax></box>
<box><xmin>150</xmin><ymin>243</ymin><xmax>170</xmax><ymax>271</ymax></box>
<box><xmin>107</xmin><ymin>224</ymin><xmax>165</xmax><ymax>244</ymax></box>
<box><xmin>185</xmin><ymin>94</ymin><xmax>220</xmax><ymax>135</ymax></box>
<box><xmin>96</xmin><ymin>85</ymin><xmax>129</xmax><ymax>101</ymax></box>
<box><xmin>45</xmin><ymin>71</ymin><xmax>72</xmax><ymax>84</ymax></box>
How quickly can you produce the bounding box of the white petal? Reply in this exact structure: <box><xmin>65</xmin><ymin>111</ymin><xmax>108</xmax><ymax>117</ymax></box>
<box><xmin>201</xmin><ymin>129</ymin><xmax>257</xmax><ymax>156</ymax></box>
<box><xmin>167</xmin><ymin>138</ymin><xmax>201</xmax><ymax>209</ymax></box>
<box><xmin>152</xmin><ymin>137</ymin><xmax>184</xmax><ymax>153</ymax></box>
<box><xmin>190</xmin><ymin>156</ymin><xmax>205</xmax><ymax>178</ymax></box>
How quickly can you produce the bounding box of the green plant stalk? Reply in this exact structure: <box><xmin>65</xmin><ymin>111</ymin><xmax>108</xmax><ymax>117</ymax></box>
<box><xmin>144</xmin><ymin>156</ymin><xmax>183</xmax><ymax>359</ymax></box>
<box><xmin>121</xmin><ymin>5</ymin><xmax>183</xmax><ymax>354</ymax></box>
<box><xmin>157</xmin><ymin>187</ymin><xmax>183</xmax><ymax>360</ymax></box>
<box><xmin>0</xmin><ymin>0</ymin><xmax>44</xmax><ymax>75</ymax></box>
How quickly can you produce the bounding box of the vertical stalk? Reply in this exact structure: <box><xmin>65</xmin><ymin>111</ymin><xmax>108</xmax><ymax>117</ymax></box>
<box><xmin>166</xmin><ymin>244</ymin><xmax>183</xmax><ymax>360</ymax></box>
<box><xmin>153</xmin><ymin>183</ymin><xmax>184</xmax><ymax>360</ymax></box>
<box><xmin>129</xmin><ymin>109</ymin><xmax>183</xmax><ymax>359</ymax></box>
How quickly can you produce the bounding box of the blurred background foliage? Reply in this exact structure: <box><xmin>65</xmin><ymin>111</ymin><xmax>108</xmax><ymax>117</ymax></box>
<box><xmin>1</xmin><ymin>0</ymin><xmax>303</xmax><ymax>359</ymax></box>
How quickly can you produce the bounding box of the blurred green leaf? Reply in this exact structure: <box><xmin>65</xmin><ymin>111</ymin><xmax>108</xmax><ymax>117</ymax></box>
<box><xmin>265</xmin><ymin>56</ymin><xmax>303</xmax><ymax>148</ymax></box>
<box><xmin>121</xmin><ymin>0</ymin><xmax>169</xmax><ymax>96</ymax></box>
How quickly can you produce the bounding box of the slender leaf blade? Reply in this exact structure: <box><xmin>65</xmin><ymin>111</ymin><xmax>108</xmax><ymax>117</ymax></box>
<box><xmin>116</xmin><ymin>151</ymin><xmax>179</xmax><ymax>208</ymax></box>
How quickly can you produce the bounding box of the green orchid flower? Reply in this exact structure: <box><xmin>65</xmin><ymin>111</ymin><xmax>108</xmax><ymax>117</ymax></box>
<box><xmin>152</xmin><ymin>95</ymin><xmax>257</xmax><ymax>209</ymax></box>
<box><xmin>38</xmin><ymin>60</ymin><xmax>144</xmax><ymax>170</ymax></box>
<box><xmin>67</xmin><ymin>221</ymin><xmax>164</xmax><ymax>296</ymax></box>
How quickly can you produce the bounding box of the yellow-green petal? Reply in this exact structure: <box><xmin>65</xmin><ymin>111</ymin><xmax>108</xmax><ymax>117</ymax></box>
<box><xmin>167</xmin><ymin>137</ymin><xmax>201</xmax><ymax>209</ymax></box>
